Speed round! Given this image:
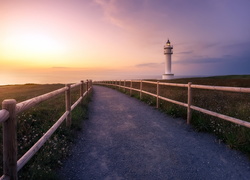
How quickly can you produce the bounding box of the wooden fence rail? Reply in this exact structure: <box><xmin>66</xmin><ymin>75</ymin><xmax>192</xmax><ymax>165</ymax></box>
<box><xmin>0</xmin><ymin>80</ymin><xmax>92</xmax><ymax>180</ymax></box>
<box><xmin>95</xmin><ymin>80</ymin><xmax>250</xmax><ymax>129</ymax></box>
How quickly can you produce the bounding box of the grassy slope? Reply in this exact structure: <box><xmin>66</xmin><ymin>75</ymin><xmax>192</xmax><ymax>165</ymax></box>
<box><xmin>0</xmin><ymin>84</ymin><xmax>90</xmax><ymax>179</ymax></box>
<box><xmin>0</xmin><ymin>75</ymin><xmax>249</xmax><ymax>178</ymax></box>
<box><xmin>0</xmin><ymin>84</ymin><xmax>64</xmax><ymax>106</ymax></box>
<box><xmin>159</xmin><ymin>74</ymin><xmax>250</xmax><ymax>87</ymax></box>
<box><xmin>120</xmin><ymin>75</ymin><xmax>250</xmax><ymax>157</ymax></box>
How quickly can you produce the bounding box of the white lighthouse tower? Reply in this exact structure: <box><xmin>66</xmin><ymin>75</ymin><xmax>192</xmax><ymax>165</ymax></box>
<box><xmin>162</xmin><ymin>39</ymin><xmax>174</xmax><ymax>79</ymax></box>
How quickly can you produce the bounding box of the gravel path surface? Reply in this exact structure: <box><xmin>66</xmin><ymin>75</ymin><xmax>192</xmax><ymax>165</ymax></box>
<box><xmin>58</xmin><ymin>85</ymin><xmax>250</xmax><ymax>180</ymax></box>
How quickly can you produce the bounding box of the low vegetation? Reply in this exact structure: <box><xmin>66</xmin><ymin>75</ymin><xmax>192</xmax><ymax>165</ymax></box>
<box><xmin>0</xmin><ymin>84</ymin><xmax>91</xmax><ymax>179</ymax></box>
<box><xmin>0</xmin><ymin>75</ymin><xmax>249</xmax><ymax>179</ymax></box>
<box><xmin>105</xmin><ymin>75</ymin><xmax>250</xmax><ymax>157</ymax></box>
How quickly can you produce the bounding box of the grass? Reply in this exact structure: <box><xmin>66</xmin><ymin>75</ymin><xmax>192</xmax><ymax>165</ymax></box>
<box><xmin>104</xmin><ymin>75</ymin><xmax>250</xmax><ymax>157</ymax></box>
<box><xmin>0</xmin><ymin>83</ymin><xmax>91</xmax><ymax>179</ymax></box>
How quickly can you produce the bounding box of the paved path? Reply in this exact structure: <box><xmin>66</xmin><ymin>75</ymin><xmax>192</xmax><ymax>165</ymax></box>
<box><xmin>58</xmin><ymin>85</ymin><xmax>250</xmax><ymax>180</ymax></box>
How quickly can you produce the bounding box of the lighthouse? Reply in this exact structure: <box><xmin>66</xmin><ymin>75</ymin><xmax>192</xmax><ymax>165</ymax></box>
<box><xmin>162</xmin><ymin>39</ymin><xmax>174</xmax><ymax>79</ymax></box>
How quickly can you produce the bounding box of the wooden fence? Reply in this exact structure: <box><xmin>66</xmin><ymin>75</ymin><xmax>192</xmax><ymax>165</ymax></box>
<box><xmin>0</xmin><ymin>80</ymin><xmax>92</xmax><ymax>180</ymax></box>
<box><xmin>95</xmin><ymin>80</ymin><xmax>250</xmax><ymax>128</ymax></box>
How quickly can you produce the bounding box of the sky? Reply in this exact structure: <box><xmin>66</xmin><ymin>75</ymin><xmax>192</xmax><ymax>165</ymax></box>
<box><xmin>0</xmin><ymin>0</ymin><xmax>250</xmax><ymax>85</ymax></box>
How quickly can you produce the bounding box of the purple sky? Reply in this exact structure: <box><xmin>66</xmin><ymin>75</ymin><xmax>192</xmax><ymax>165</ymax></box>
<box><xmin>128</xmin><ymin>0</ymin><xmax>250</xmax><ymax>75</ymax></box>
<box><xmin>1</xmin><ymin>0</ymin><xmax>250</xmax><ymax>84</ymax></box>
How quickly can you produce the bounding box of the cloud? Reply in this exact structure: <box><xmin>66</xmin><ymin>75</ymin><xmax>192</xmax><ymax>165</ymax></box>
<box><xmin>93</xmin><ymin>0</ymin><xmax>165</xmax><ymax>46</ymax></box>
<box><xmin>175</xmin><ymin>51</ymin><xmax>193</xmax><ymax>55</ymax></box>
<box><xmin>51</xmin><ymin>67</ymin><xmax>70</xmax><ymax>69</ymax></box>
<box><xmin>196</xmin><ymin>42</ymin><xmax>221</xmax><ymax>49</ymax></box>
<box><xmin>174</xmin><ymin>58</ymin><xmax>222</xmax><ymax>64</ymax></box>
<box><xmin>94</xmin><ymin>0</ymin><xmax>134</xmax><ymax>30</ymax></box>
<box><xmin>135</xmin><ymin>62</ymin><xmax>164</xmax><ymax>68</ymax></box>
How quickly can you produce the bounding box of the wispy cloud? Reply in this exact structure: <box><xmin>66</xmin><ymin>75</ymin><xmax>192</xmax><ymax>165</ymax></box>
<box><xmin>135</xmin><ymin>62</ymin><xmax>164</xmax><ymax>68</ymax></box>
<box><xmin>199</xmin><ymin>42</ymin><xmax>221</xmax><ymax>49</ymax></box>
<box><xmin>175</xmin><ymin>51</ymin><xmax>193</xmax><ymax>55</ymax></box>
<box><xmin>51</xmin><ymin>67</ymin><xmax>70</xmax><ymax>69</ymax></box>
<box><xmin>94</xmin><ymin>0</ymin><xmax>134</xmax><ymax>30</ymax></box>
<box><xmin>174</xmin><ymin>58</ymin><xmax>221</xmax><ymax>64</ymax></box>
<box><xmin>93</xmin><ymin>0</ymin><xmax>164</xmax><ymax>45</ymax></box>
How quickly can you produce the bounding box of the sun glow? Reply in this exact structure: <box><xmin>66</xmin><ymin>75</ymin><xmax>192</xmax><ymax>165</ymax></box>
<box><xmin>3</xmin><ymin>31</ymin><xmax>66</xmax><ymax>53</ymax></box>
<box><xmin>13</xmin><ymin>33</ymin><xmax>63</xmax><ymax>53</ymax></box>
<box><xmin>1</xmin><ymin>31</ymin><xmax>68</xmax><ymax>67</ymax></box>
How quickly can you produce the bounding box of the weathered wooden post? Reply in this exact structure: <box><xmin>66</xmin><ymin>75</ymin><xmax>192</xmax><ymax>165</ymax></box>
<box><xmin>86</xmin><ymin>80</ymin><xmax>89</xmax><ymax>95</ymax></box>
<box><xmin>2</xmin><ymin>99</ymin><xmax>17</xmax><ymax>180</ymax></box>
<box><xmin>140</xmin><ymin>80</ymin><xmax>142</xmax><ymax>100</ymax></box>
<box><xmin>187</xmin><ymin>82</ymin><xmax>192</xmax><ymax>124</ymax></box>
<box><xmin>80</xmin><ymin>81</ymin><xmax>84</xmax><ymax>105</ymax></box>
<box><xmin>124</xmin><ymin>80</ymin><xmax>126</xmax><ymax>92</ymax></box>
<box><xmin>130</xmin><ymin>80</ymin><xmax>132</xmax><ymax>96</ymax></box>
<box><xmin>80</xmin><ymin>80</ymin><xmax>84</xmax><ymax>97</ymax></box>
<box><xmin>65</xmin><ymin>84</ymin><xmax>71</xmax><ymax>127</ymax></box>
<box><xmin>156</xmin><ymin>81</ymin><xmax>159</xmax><ymax>108</ymax></box>
<box><xmin>89</xmin><ymin>80</ymin><xmax>92</xmax><ymax>90</ymax></box>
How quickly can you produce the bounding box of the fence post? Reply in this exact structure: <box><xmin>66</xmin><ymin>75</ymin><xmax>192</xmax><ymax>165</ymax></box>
<box><xmin>89</xmin><ymin>80</ymin><xmax>92</xmax><ymax>90</ymax></box>
<box><xmin>65</xmin><ymin>84</ymin><xmax>71</xmax><ymax>127</ymax></box>
<box><xmin>80</xmin><ymin>80</ymin><xmax>84</xmax><ymax>97</ymax></box>
<box><xmin>124</xmin><ymin>80</ymin><xmax>126</xmax><ymax>92</ymax></box>
<box><xmin>187</xmin><ymin>82</ymin><xmax>192</xmax><ymax>124</ymax></box>
<box><xmin>80</xmin><ymin>80</ymin><xmax>84</xmax><ymax>105</ymax></box>
<box><xmin>130</xmin><ymin>80</ymin><xmax>132</xmax><ymax>96</ymax></box>
<box><xmin>156</xmin><ymin>81</ymin><xmax>159</xmax><ymax>108</ymax></box>
<box><xmin>86</xmin><ymin>80</ymin><xmax>89</xmax><ymax>95</ymax></box>
<box><xmin>140</xmin><ymin>80</ymin><xmax>142</xmax><ymax>100</ymax></box>
<box><xmin>2</xmin><ymin>99</ymin><xmax>17</xmax><ymax>180</ymax></box>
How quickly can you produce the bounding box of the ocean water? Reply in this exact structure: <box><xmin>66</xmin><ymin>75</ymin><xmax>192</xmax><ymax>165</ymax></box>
<box><xmin>0</xmin><ymin>72</ymin><xmax>206</xmax><ymax>86</ymax></box>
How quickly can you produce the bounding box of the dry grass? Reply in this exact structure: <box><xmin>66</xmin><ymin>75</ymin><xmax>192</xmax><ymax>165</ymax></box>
<box><xmin>107</xmin><ymin>75</ymin><xmax>250</xmax><ymax>157</ymax></box>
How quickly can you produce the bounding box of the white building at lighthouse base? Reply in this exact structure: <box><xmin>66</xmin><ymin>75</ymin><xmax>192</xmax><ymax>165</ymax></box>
<box><xmin>162</xmin><ymin>73</ymin><xmax>174</xmax><ymax>79</ymax></box>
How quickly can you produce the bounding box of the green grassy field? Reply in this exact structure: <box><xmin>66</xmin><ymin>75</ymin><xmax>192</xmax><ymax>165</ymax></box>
<box><xmin>0</xmin><ymin>83</ymin><xmax>91</xmax><ymax>179</ymax></box>
<box><xmin>108</xmin><ymin>75</ymin><xmax>250</xmax><ymax>157</ymax></box>
<box><xmin>0</xmin><ymin>75</ymin><xmax>249</xmax><ymax>179</ymax></box>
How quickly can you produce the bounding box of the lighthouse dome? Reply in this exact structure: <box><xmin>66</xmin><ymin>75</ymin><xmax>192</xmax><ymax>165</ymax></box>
<box><xmin>166</xmin><ymin>39</ymin><xmax>171</xmax><ymax>45</ymax></box>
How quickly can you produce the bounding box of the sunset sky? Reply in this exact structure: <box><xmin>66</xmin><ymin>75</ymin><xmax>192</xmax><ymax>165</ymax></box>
<box><xmin>1</xmin><ymin>0</ymin><xmax>250</xmax><ymax>85</ymax></box>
